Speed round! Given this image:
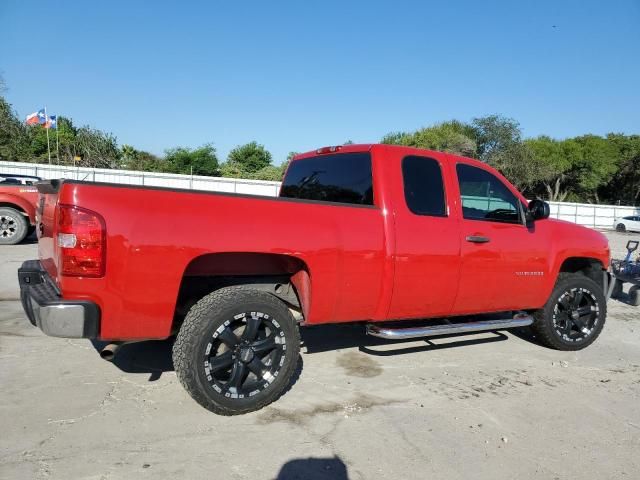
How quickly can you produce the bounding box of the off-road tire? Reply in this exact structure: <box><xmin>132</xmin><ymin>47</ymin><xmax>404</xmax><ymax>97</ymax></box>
<box><xmin>173</xmin><ymin>286</ymin><xmax>301</xmax><ymax>415</ymax></box>
<box><xmin>629</xmin><ymin>286</ymin><xmax>640</xmax><ymax>307</ymax></box>
<box><xmin>531</xmin><ymin>273</ymin><xmax>606</xmax><ymax>351</ymax></box>
<box><xmin>0</xmin><ymin>207</ymin><xmax>28</xmax><ymax>245</ymax></box>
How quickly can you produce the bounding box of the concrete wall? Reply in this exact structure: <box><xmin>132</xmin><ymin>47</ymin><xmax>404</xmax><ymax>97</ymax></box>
<box><xmin>2</xmin><ymin>160</ymin><xmax>638</xmax><ymax>229</ymax></box>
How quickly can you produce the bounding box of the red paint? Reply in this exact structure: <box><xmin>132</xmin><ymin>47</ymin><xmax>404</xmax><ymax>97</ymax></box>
<box><xmin>35</xmin><ymin>145</ymin><xmax>610</xmax><ymax>340</ymax></box>
<box><xmin>0</xmin><ymin>185</ymin><xmax>38</xmax><ymax>225</ymax></box>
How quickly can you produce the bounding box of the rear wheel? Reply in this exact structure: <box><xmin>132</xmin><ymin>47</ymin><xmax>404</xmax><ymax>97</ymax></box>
<box><xmin>0</xmin><ymin>207</ymin><xmax>28</xmax><ymax>245</ymax></box>
<box><xmin>531</xmin><ymin>273</ymin><xmax>606</xmax><ymax>350</ymax></box>
<box><xmin>616</xmin><ymin>223</ymin><xmax>626</xmax><ymax>232</ymax></box>
<box><xmin>173</xmin><ymin>286</ymin><xmax>301</xmax><ymax>415</ymax></box>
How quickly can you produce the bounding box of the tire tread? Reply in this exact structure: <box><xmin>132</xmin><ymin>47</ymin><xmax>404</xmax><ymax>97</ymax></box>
<box><xmin>531</xmin><ymin>272</ymin><xmax>606</xmax><ymax>351</ymax></box>
<box><xmin>172</xmin><ymin>286</ymin><xmax>300</xmax><ymax>415</ymax></box>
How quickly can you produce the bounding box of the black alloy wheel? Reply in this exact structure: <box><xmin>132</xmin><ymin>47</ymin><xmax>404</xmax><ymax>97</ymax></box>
<box><xmin>552</xmin><ymin>287</ymin><xmax>599</xmax><ymax>343</ymax></box>
<box><xmin>204</xmin><ymin>311</ymin><xmax>287</xmax><ymax>399</ymax></box>
<box><xmin>532</xmin><ymin>273</ymin><xmax>606</xmax><ymax>351</ymax></box>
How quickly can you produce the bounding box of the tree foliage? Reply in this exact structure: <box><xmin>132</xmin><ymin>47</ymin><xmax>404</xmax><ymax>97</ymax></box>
<box><xmin>163</xmin><ymin>144</ymin><xmax>219</xmax><ymax>176</ymax></box>
<box><xmin>381</xmin><ymin>120</ymin><xmax>477</xmax><ymax>157</ymax></box>
<box><xmin>226</xmin><ymin>141</ymin><xmax>272</xmax><ymax>173</ymax></box>
<box><xmin>381</xmin><ymin>115</ymin><xmax>635</xmax><ymax>205</ymax></box>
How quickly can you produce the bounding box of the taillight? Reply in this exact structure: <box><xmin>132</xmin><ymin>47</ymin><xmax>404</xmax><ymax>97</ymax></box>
<box><xmin>57</xmin><ymin>205</ymin><xmax>106</xmax><ymax>277</ymax></box>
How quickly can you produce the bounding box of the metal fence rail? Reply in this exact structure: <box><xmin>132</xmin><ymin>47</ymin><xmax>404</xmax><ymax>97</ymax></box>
<box><xmin>1</xmin><ymin>160</ymin><xmax>638</xmax><ymax>230</ymax></box>
<box><xmin>0</xmin><ymin>160</ymin><xmax>281</xmax><ymax>197</ymax></box>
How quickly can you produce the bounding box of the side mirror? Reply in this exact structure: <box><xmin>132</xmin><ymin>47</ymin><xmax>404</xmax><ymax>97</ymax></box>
<box><xmin>528</xmin><ymin>199</ymin><xmax>550</xmax><ymax>221</ymax></box>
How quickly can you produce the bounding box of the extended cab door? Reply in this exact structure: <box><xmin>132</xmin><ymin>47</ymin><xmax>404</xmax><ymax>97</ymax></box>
<box><xmin>386</xmin><ymin>152</ymin><xmax>461</xmax><ymax>319</ymax></box>
<box><xmin>451</xmin><ymin>160</ymin><xmax>549</xmax><ymax>314</ymax></box>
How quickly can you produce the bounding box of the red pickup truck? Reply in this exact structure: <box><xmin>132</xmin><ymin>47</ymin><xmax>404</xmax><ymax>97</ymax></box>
<box><xmin>0</xmin><ymin>182</ymin><xmax>39</xmax><ymax>244</ymax></box>
<box><xmin>19</xmin><ymin>144</ymin><xmax>611</xmax><ymax>415</ymax></box>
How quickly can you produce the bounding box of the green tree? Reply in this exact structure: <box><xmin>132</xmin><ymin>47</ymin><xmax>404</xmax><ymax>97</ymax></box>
<box><xmin>600</xmin><ymin>134</ymin><xmax>640</xmax><ymax>204</ymax></box>
<box><xmin>524</xmin><ymin>136</ymin><xmax>572</xmax><ymax>201</ymax></box>
<box><xmin>71</xmin><ymin>126</ymin><xmax>121</xmax><ymax>168</ymax></box>
<box><xmin>226</xmin><ymin>141</ymin><xmax>273</xmax><ymax>173</ymax></box>
<box><xmin>470</xmin><ymin>114</ymin><xmax>522</xmax><ymax>163</ymax></box>
<box><xmin>251</xmin><ymin>165</ymin><xmax>286</xmax><ymax>181</ymax></box>
<box><xmin>564</xmin><ymin>135</ymin><xmax>618</xmax><ymax>202</ymax></box>
<box><xmin>0</xmin><ymin>96</ymin><xmax>31</xmax><ymax>162</ymax></box>
<box><xmin>381</xmin><ymin>120</ymin><xmax>476</xmax><ymax>157</ymax></box>
<box><xmin>120</xmin><ymin>144</ymin><xmax>165</xmax><ymax>172</ymax></box>
<box><xmin>164</xmin><ymin>144</ymin><xmax>219</xmax><ymax>176</ymax></box>
<box><xmin>27</xmin><ymin>116</ymin><xmax>78</xmax><ymax>164</ymax></box>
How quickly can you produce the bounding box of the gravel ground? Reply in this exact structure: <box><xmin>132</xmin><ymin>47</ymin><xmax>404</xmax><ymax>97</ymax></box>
<box><xmin>1</xmin><ymin>231</ymin><xmax>639</xmax><ymax>479</ymax></box>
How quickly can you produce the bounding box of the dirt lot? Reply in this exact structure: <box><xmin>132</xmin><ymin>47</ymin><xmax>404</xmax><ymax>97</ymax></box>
<box><xmin>1</xmin><ymin>232</ymin><xmax>639</xmax><ymax>479</ymax></box>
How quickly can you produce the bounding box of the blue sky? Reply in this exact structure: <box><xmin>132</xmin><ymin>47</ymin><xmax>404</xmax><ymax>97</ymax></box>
<box><xmin>1</xmin><ymin>0</ymin><xmax>638</xmax><ymax>164</ymax></box>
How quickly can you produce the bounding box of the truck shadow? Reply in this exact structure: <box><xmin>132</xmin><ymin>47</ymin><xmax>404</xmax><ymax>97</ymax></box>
<box><xmin>93</xmin><ymin>324</ymin><xmax>510</xmax><ymax>381</ymax></box>
<box><xmin>301</xmin><ymin>324</ymin><xmax>509</xmax><ymax>356</ymax></box>
<box><xmin>92</xmin><ymin>338</ymin><xmax>175</xmax><ymax>381</ymax></box>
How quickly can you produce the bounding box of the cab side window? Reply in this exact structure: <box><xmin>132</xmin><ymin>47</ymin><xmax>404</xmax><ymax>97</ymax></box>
<box><xmin>402</xmin><ymin>156</ymin><xmax>446</xmax><ymax>216</ymax></box>
<box><xmin>456</xmin><ymin>164</ymin><xmax>521</xmax><ymax>224</ymax></box>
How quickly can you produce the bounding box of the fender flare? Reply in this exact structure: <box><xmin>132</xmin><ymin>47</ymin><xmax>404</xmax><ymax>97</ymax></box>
<box><xmin>0</xmin><ymin>193</ymin><xmax>36</xmax><ymax>225</ymax></box>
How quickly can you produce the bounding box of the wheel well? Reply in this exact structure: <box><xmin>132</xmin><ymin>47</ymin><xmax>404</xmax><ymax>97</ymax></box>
<box><xmin>172</xmin><ymin>252</ymin><xmax>310</xmax><ymax>333</ymax></box>
<box><xmin>559</xmin><ymin>257</ymin><xmax>604</xmax><ymax>287</ymax></box>
<box><xmin>0</xmin><ymin>202</ymin><xmax>27</xmax><ymax>216</ymax></box>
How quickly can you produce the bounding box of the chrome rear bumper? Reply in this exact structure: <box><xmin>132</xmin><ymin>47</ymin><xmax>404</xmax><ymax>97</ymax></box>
<box><xmin>18</xmin><ymin>260</ymin><xmax>100</xmax><ymax>338</ymax></box>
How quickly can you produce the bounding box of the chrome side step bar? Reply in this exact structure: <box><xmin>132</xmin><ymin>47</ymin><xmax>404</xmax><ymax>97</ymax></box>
<box><xmin>366</xmin><ymin>313</ymin><xmax>534</xmax><ymax>340</ymax></box>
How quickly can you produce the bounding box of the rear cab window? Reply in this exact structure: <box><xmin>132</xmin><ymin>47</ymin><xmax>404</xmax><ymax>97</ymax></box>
<box><xmin>456</xmin><ymin>163</ymin><xmax>522</xmax><ymax>224</ymax></box>
<box><xmin>280</xmin><ymin>153</ymin><xmax>373</xmax><ymax>206</ymax></box>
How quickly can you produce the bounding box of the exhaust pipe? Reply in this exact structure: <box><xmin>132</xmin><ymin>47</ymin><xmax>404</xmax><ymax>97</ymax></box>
<box><xmin>100</xmin><ymin>342</ymin><xmax>123</xmax><ymax>362</ymax></box>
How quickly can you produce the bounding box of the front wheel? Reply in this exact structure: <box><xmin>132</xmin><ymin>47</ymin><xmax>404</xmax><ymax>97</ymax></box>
<box><xmin>0</xmin><ymin>207</ymin><xmax>28</xmax><ymax>245</ymax></box>
<box><xmin>616</xmin><ymin>223</ymin><xmax>626</xmax><ymax>232</ymax></box>
<box><xmin>531</xmin><ymin>273</ymin><xmax>606</xmax><ymax>351</ymax></box>
<box><xmin>173</xmin><ymin>286</ymin><xmax>301</xmax><ymax>415</ymax></box>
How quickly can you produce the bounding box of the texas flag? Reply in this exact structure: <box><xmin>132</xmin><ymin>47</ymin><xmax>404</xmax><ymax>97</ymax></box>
<box><xmin>25</xmin><ymin>109</ymin><xmax>46</xmax><ymax>125</ymax></box>
<box><xmin>44</xmin><ymin>115</ymin><xmax>57</xmax><ymax>129</ymax></box>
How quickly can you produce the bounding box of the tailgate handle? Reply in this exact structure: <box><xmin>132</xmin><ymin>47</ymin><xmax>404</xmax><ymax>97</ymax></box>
<box><xmin>466</xmin><ymin>235</ymin><xmax>490</xmax><ymax>244</ymax></box>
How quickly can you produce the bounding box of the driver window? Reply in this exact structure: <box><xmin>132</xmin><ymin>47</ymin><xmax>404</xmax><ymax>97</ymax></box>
<box><xmin>456</xmin><ymin>163</ymin><xmax>521</xmax><ymax>224</ymax></box>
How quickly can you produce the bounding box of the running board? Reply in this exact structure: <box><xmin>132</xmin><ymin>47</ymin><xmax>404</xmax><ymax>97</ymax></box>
<box><xmin>366</xmin><ymin>313</ymin><xmax>533</xmax><ymax>340</ymax></box>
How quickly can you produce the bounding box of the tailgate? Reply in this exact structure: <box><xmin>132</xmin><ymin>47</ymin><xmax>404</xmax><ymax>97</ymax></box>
<box><xmin>36</xmin><ymin>180</ymin><xmax>62</xmax><ymax>283</ymax></box>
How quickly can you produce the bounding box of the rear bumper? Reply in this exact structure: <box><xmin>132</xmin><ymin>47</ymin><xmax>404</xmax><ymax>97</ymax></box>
<box><xmin>18</xmin><ymin>260</ymin><xmax>100</xmax><ymax>338</ymax></box>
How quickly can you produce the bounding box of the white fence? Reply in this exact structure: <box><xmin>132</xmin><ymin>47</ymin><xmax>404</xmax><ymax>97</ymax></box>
<box><xmin>547</xmin><ymin>201</ymin><xmax>638</xmax><ymax>230</ymax></box>
<box><xmin>1</xmin><ymin>160</ymin><xmax>638</xmax><ymax>230</ymax></box>
<box><xmin>0</xmin><ymin>160</ymin><xmax>281</xmax><ymax>197</ymax></box>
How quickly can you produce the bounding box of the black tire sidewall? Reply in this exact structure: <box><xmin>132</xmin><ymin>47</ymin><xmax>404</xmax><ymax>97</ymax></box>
<box><xmin>176</xmin><ymin>288</ymin><xmax>300</xmax><ymax>414</ymax></box>
<box><xmin>535</xmin><ymin>274</ymin><xmax>606</xmax><ymax>350</ymax></box>
<box><xmin>0</xmin><ymin>207</ymin><xmax>28</xmax><ymax>245</ymax></box>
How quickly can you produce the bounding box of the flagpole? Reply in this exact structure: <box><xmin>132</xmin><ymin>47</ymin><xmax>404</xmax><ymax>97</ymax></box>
<box><xmin>44</xmin><ymin>106</ymin><xmax>52</xmax><ymax>164</ymax></box>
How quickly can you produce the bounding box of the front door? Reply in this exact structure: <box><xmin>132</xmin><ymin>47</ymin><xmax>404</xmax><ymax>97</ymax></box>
<box><xmin>452</xmin><ymin>162</ymin><xmax>549</xmax><ymax>315</ymax></box>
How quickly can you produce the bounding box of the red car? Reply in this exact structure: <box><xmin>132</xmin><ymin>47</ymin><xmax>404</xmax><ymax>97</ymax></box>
<box><xmin>19</xmin><ymin>144</ymin><xmax>611</xmax><ymax>414</ymax></box>
<box><xmin>0</xmin><ymin>176</ymin><xmax>40</xmax><ymax>244</ymax></box>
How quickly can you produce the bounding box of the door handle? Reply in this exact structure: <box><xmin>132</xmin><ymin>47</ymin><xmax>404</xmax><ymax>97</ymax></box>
<box><xmin>466</xmin><ymin>235</ymin><xmax>490</xmax><ymax>243</ymax></box>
